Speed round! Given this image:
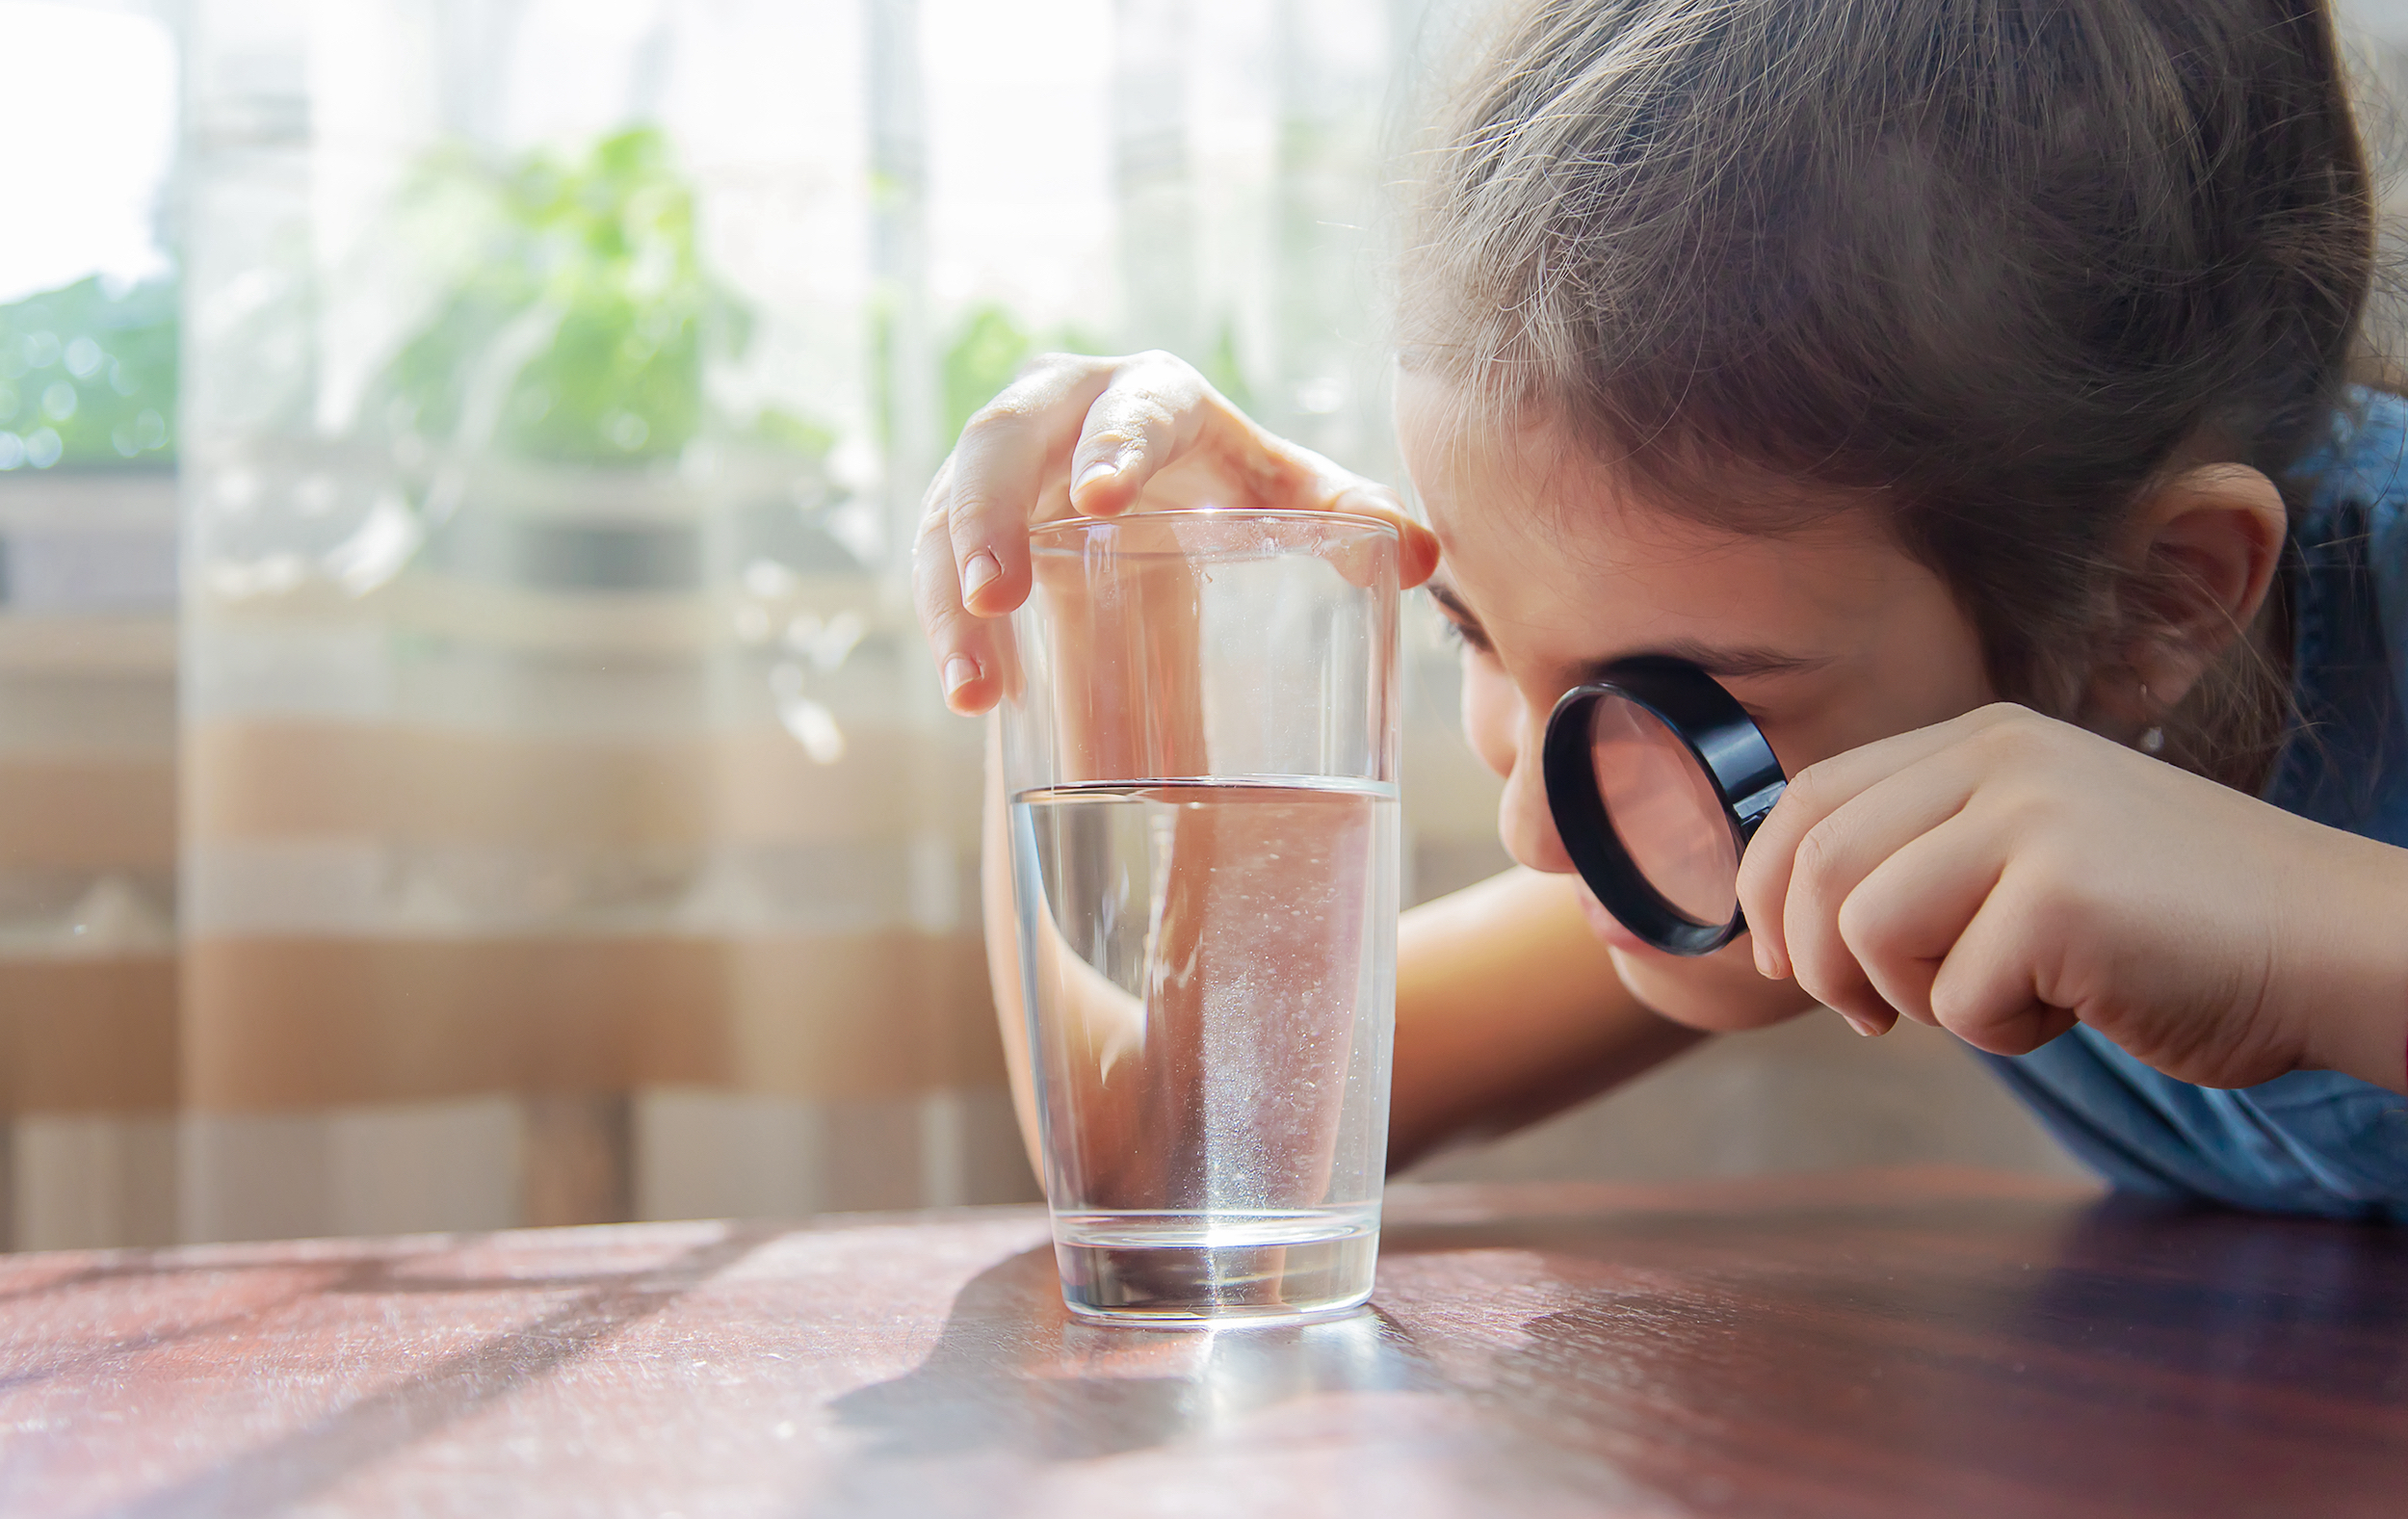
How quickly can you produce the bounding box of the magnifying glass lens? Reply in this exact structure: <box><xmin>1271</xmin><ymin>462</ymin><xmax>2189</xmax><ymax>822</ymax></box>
<box><xmin>1587</xmin><ymin>694</ymin><xmax>1740</xmax><ymax>925</ymax></box>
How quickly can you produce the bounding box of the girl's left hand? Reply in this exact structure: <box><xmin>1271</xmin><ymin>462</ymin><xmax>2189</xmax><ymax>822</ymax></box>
<box><xmin>1738</xmin><ymin>704</ymin><xmax>2408</xmax><ymax>1093</ymax></box>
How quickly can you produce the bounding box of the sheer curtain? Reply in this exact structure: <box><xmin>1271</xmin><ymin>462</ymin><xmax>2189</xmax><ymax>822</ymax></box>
<box><xmin>2</xmin><ymin>0</ymin><xmax>1498</xmax><ymax>1248</ymax></box>
<box><xmin>1</xmin><ymin>0</ymin><xmax>184</xmax><ymax>1250</ymax></box>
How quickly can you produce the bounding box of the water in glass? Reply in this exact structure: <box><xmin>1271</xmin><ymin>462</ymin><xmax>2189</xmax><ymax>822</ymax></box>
<box><xmin>1010</xmin><ymin>776</ymin><xmax>1398</xmax><ymax>1322</ymax></box>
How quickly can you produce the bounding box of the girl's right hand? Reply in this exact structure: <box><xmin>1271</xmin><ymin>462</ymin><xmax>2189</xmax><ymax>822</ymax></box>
<box><xmin>912</xmin><ymin>350</ymin><xmax>1441</xmax><ymax>713</ymax></box>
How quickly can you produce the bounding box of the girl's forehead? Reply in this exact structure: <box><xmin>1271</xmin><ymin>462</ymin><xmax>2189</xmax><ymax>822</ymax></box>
<box><xmin>1436</xmin><ymin>491</ymin><xmax>1910</xmax><ymax>653</ymax></box>
<box><xmin>1396</xmin><ymin>368</ymin><xmax>1853</xmax><ymax>540</ymax></box>
<box><xmin>1395</xmin><ymin>376</ymin><xmax>1954</xmax><ymax>657</ymax></box>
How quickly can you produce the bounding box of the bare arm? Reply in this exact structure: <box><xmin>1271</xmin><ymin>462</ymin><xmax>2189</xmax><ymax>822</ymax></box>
<box><xmin>982</xmin><ymin>719</ymin><xmax>1049</xmax><ymax>1172</ymax></box>
<box><xmin>982</xmin><ymin>722</ymin><xmax>1804</xmax><ymax>1180</ymax></box>
<box><xmin>937</xmin><ymin>354</ymin><xmax>1812</xmax><ymax>1177</ymax></box>
<box><xmin>1384</xmin><ymin>868</ymin><xmax>1712</xmax><ymax>1169</ymax></box>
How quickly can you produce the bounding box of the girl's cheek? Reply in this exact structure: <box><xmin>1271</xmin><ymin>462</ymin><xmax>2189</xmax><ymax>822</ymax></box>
<box><xmin>1458</xmin><ymin>653</ymin><xmax>1520</xmax><ymax>780</ymax></box>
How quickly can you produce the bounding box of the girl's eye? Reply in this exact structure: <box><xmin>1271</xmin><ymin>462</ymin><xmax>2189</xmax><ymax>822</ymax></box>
<box><xmin>1438</xmin><ymin>617</ymin><xmax>1492</xmax><ymax>656</ymax></box>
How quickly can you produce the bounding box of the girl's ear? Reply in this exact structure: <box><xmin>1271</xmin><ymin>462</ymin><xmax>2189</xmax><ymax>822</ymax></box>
<box><xmin>2093</xmin><ymin>463</ymin><xmax>2288</xmax><ymax>735</ymax></box>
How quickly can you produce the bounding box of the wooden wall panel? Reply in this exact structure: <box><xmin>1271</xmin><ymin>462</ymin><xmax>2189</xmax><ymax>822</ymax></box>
<box><xmin>0</xmin><ymin>956</ymin><xmax>178</xmax><ymax>1113</ymax></box>
<box><xmin>182</xmin><ymin>933</ymin><xmax>1004</xmax><ymax>1112</ymax></box>
<box><xmin>0</xmin><ymin>760</ymin><xmax>176</xmax><ymax>870</ymax></box>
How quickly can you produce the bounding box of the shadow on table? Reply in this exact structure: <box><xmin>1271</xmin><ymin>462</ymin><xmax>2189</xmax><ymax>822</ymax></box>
<box><xmin>2024</xmin><ymin>1192</ymin><xmax>2408</xmax><ymax>1369</ymax></box>
<box><xmin>1380</xmin><ymin>1191</ymin><xmax>2408</xmax><ymax>1519</ymax></box>
<box><xmin>824</xmin><ymin>1244</ymin><xmax>1442</xmax><ymax>1468</ymax></box>
<box><xmin>818</xmin><ymin>1192</ymin><xmax>2408</xmax><ymax>1518</ymax></box>
<box><xmin>85</xmin><ymin>1221</ymin><xmax>797</xmax><ymax>1519</ymax></box>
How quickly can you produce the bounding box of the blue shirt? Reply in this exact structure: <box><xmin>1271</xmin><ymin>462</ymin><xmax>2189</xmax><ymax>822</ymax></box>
<box><xmin>1977</xmin><ymin>388</ymin><xmax>2408</xmax><ymax>1220</ymax></box>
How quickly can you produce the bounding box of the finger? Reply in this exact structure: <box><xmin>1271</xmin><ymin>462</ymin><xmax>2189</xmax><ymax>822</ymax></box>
<box><xmin>1216</xmin><ymin>421</ymin><xmax>1439</xmax><ymax>588</ymax></box>
<box><xmin>1064</xmin><ymin>352</ymin><xmax>1213</xmax><ymax>518</ymax></box>
<box><xmin>1776</xmin><ymin>763</ymin><xmax>1978</xmax><ymax>1031</ymax></box>
<box><xmin>1924</xmin><ymin>883</ymin><xmax>2081</xmax><ymax>1057</ymax></box>
<box><xmin>1740</xmin><ymin>702</ymin><xmax>2024</xmax><ymax>979</ymax></box>
<box><xmin>1790</xmin><ymin>949</ymin><xmax>1901</xmax><ymax>1039</ymax></box>
<box><xmin>1835</xmin><ymin>811</ymin><xmax>2004</xmax><ymax>1029</ymax></box>
<box><xmin>937</xmin><ymin>346</ymin><xmax>1443</xmax><ymax>710</ymax></box>
<box><xmin>1274</xmin><ymin>445</ymin><xmax>1443</xmax><ymax>589</ymax></box>
<box><xmin>915</xmin><ymin>459</ymin><xmax>1004</xmax><ymax>715</ymax></box>
<box><xmin>1080</xmin><ymin>360</ymin><xmax>1441</xmax><ymax>588</ymax></box>
<box><xmin>946</xmin><ymin>355</ymin><xmax>1120</xmax><ymax>616</ymax></box>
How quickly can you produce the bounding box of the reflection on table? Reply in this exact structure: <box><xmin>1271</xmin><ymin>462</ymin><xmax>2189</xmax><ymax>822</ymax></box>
<box><xmin>3</xmin><ymin>1167</ymin><xmax>2403</xmax><ymax>1516</ymax></box>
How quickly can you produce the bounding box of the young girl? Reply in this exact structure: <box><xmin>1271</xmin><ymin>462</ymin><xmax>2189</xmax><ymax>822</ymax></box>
<box><xmin>917</xmin><ymin>0</ymin><xmax>2408</xmax><ymax>1219</ymax></box>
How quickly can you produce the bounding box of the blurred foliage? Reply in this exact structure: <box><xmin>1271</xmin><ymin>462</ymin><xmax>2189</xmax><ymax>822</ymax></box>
<box><xmin>0</xmin><ymin>275</ymin><xmax>177</xmax><ymax>472</ymax></box>
<box><xmin>936</xmin><ymin>303</ymin><xmax>1254</xmax><ymax>445</ymax></box>
<box><xmin>939</xmin><ymin>302</ymin><xmax>1108</xmax><ymax>442</ymax></box>
<box><xmin>376</xmin><ymin>125</ymin><xmax>827</xmax><ymax>467</ymax></box>
<box><xmin>1201</xmin><ymin>316</ymin><xmax>1254</xmax><ymax>416</ymax></box>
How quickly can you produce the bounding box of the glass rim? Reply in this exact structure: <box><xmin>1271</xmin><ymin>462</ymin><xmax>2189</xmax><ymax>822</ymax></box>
<box><xmin>1026</xmin><ymin>506</ymin><xmax>1404</xmax><ymax>548</ymax></box>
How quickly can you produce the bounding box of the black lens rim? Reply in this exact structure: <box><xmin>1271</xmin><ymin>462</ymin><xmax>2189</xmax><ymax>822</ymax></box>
<box><xmin>1542</xmin><ymin>657</ymin><xmax>1788</xmax><ymax>956</ymax></box>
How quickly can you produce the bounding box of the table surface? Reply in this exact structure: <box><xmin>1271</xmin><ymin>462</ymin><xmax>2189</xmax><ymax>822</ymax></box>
<box><xmin>2</xmin><ymin>1166</ymin><xmax>2403</xmax><ymax>1518</ymax></box>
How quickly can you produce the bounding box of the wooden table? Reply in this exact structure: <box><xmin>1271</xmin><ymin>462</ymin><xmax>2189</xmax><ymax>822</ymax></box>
<box><xmin>2</xmin><ymin>1167</ymin><xmax>2402</xmax><ymax>1517</ymax></box>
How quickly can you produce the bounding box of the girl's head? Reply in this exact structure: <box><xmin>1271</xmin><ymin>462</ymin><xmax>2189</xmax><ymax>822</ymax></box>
<box><xmin>1395</xmin><ymin>0</ymin><xmax>2375</xmax><ymax>914</ymax></box>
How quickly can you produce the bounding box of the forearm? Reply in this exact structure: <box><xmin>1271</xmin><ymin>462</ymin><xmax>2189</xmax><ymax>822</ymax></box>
<box><xmin>987</xmin><ymin>731</ymin><xmax>1808</xmax><ymax>1178</ymax></box>
<box><xmin>1389</xmin><ymin>869</ymin><xmax>1713</xmax><ymax>1169</ymax></box>
<box><xmin>982</xmin><ymin>720</ymin><xmax>1045</xmax><ymax>1173</ymax></box>
<box><xmin>2290</xmin><ymin>833</ymin><xmax>2408</xmax><ymax>1095</ymax></box>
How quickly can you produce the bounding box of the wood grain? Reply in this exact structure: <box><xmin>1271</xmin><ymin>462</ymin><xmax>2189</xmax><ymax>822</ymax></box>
<box><xmin>1</xmin><ymin>1167</ymin><xmax>2400</xmax><ymax>1517</ymax></box>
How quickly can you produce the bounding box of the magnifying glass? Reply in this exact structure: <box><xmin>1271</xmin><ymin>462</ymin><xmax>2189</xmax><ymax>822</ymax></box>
<box><xmin>1542</xmin><ymin>657</ymin><xmax>1790</xmax><ymax>956</ymax></box>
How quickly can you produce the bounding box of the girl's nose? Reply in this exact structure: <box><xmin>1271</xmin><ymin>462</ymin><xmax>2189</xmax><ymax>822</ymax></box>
<box><xmin>1498</xmin><ymin>726</ymin><xmax>1579</xmax><ymax>875</ymax></box>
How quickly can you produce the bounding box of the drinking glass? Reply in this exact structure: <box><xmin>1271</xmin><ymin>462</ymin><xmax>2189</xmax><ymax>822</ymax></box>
<box><xmin>1002</xmin><ymin>508</ymin><xmax>1400</xmax><ymax>1323</ymax></box>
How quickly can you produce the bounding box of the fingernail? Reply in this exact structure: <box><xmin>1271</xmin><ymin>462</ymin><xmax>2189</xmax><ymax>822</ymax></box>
<box><xmin>1074</xmin><ymin>460</ymin><xmax>1118</xmax><ymax>497</ymax></box>
<box><xmin>942</xmin><ymin>656</ymin><xmax>980</xmax><ymax>700</ymax></box>
<box><xmin>1841</xmin><ymin>1010</ymin><xmax>1883</xmax><ymax>1037</ymax></box>
<box><xmin>960</xmin><ymin>551</ymin><xmax>1002</xmax><ymax>604</ymax></box>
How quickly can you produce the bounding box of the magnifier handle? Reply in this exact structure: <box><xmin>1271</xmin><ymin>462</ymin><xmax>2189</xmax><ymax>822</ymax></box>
<box><xmin>1733</xmin><ymin>778</ymin><xmax>1787</xmax><ymax>842</ymax></box>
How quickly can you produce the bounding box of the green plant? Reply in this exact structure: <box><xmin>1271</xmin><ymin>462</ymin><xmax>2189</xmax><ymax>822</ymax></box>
<box><xmin>0</xmin><ymin>275</ymin><xmax>177</xmax><ymax>471</ymax></box>
<box><xmin>939</xmin><ymin>302</ymin><xmax>1108</xmax><ymax>443</ymax></box>
<box><xmin>378</xmin><ymin>126</ymin><xmax>712</xmax><ymax>464</ymax></box>
<box><xmin>936</xmin><ymin>303</ymin><xmax>1254</xmax><ymax>445</ymax></box>
<box><xmin>376</xmin><ymin>125</ymin><xmax>828</xmax><ymax>468</ymax></box>
<box><xmin>1201</xmin><ymin>315</ymin><xmax>1254</xmax><ymax>416</ymax></box>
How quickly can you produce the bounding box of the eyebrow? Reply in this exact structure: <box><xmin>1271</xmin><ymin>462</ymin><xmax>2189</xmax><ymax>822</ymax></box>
<box><xmin>1423</xmin><ymin>581</ymin><xmax>1836</xmax><ymax>682</ymax></box>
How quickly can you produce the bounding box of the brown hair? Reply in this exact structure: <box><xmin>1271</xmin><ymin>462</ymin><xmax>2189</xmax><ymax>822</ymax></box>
<box><xmin>1402</xmin><ymin>0</ymin><xmax>2379</xmax><ymax>788</ymax></box>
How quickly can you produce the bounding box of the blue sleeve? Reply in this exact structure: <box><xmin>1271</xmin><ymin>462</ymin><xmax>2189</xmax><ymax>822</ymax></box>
<box><xmin>1978</xmin><ymin>1033</ymin><xmax>2408</xmax><ymax>1223</ymax></box>
<box><xmin>1976</xmin><ymin>389</ymin><xmax>2408</xmax><ymax>1218</ymax></box>
<box><xmin>2306</xmin><ymin>392</ymin><xmax>2408</xmax><ymax>741</ymax></box>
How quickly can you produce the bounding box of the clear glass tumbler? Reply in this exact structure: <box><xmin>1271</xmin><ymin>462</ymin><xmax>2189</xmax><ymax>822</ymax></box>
<box><xmin>1002</xmin><ymin>508</ymin><xmax>1401</xmax><ymax>1323</ymax></box>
